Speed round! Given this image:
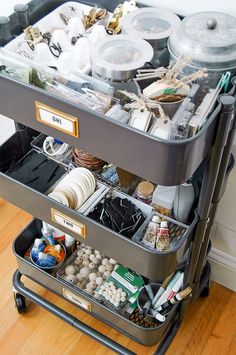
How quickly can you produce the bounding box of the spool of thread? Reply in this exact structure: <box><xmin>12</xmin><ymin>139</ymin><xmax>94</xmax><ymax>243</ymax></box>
<box><xmin>14</xmin><ymin>4</ymin><xmax>30</xmax><ymax>29</ymax></box>
<box><xmin>0</xmin><ymin>16</ymin><xmax>11</xmax><ymax>45</ymax></box>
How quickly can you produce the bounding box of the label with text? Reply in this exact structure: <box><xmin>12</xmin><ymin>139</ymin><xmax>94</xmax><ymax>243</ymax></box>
<box><xmin>51</xmin><ymin>209</ymin><xmax>86</xmax><ymax>238</ymax></box>
<box><xmin>35</xmin><ymin>101</ymin><xmax>79</xmax><ymax>137</ymax></box>
<box><xmin>63</xmin><ymin>289</ymin><xmax>91</xmax><ymax>311</ymax></box>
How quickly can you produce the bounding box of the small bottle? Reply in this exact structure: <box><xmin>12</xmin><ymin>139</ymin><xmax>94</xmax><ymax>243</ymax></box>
<box><xmin>65</xmin><ymin>234</ymin><xmax>76</xmax><ymax>256</ymax></box>
<box><xmin>0</xmin><ymin>16</ymin><xmax>11</xmax><ymax>45</ymax></box>
<box><xmin>41</xmin><ymin>221</ymin><xmax>56</xmax><ymax>245</ymax></box>
<box><xmin>31</xmin><ymin>238</ymin><xmax>45</xmax><ymax>262</ymax></box>
<box><xmin>156</xmin><ymin>221</ymin><xmax>170</xmax><ymax>251</ymax></box>
<box><xmin>142</xmin><ymin>215</ymin><xmax>160</xmax><ymax>248</ymax></box>
<box><xmin>152</xmin><ymin>185</ymin><xmax>177</xmax><ymax>216</ymax></box>
<box><xmin>36</xmin><ymin>252</ymin><xmax>57</xmax><ymax>267</ymax></box>
<box><xmin>14</xmin><ymin>4</ymin><xmax>30</xmax><ymax>30</ymax></box>
<box><xmin>134</xmin><ymin>181</ymin><xmax>155</xmax><ymax>204</ymax></box>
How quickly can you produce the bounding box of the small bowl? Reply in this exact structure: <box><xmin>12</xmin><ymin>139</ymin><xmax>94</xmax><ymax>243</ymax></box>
<box><xmin>30</xmin><ymin>241</ymin><xmax>66</xmax><ymax>274</ymax></box>
<box><xmin>135</xmin><ymin>79</ymin><xmax>189</xmax><ymax>119</ymax></box>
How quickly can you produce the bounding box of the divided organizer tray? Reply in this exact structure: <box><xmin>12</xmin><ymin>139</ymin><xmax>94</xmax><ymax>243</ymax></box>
<box><xmin>0</xmin><ymin>127</ymin><xmax>197</xmax><ymax>280</ymax></box>
<box><xmin>0</xmin><ymin>0</ymin><xmax>222</xmax><ymax>185</ymax></box>
<box><xmin>13</xmin><ymin>218</ymin><xmax>178</xmax><ymax>346</ymax></box>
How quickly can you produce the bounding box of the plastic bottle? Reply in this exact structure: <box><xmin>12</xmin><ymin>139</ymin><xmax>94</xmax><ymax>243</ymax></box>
<box><xmin>36</xmin><ymin>252</ymin><xmax>57</xmax><ymax>267</ymax></box>
<box><xmin>156</xmin><ymin>221</ymin><xmax>170</xmax><ymax>251</ymax></box>
<box><xmin>31</xmin><ymin>238</ymin><xmax>45</xmax><ymax>262</ymax></box>
<box><xmin>152</xmin><ymin>185</ymin><xmax>177</xmax><ymax>216</ymax></box>
<box><xmin>41</xmin><ymin>221</ymin><xmax>55</xmax><ymax>245</ymax></box>
<box><xmin>65</xmin><ymin>234</ymin><xmax>76</xmax><ymax>256</ymax></box>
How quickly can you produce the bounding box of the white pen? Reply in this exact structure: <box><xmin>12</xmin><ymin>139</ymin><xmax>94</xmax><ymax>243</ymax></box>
<box><xmin>154</xmin><ymin>272</ymin><xmax>183</xmax><ymax>310</ymax></box>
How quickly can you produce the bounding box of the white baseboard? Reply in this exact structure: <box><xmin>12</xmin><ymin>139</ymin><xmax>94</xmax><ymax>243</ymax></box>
<box><xmin>209</xmin><ymin>247</ymin><xmax>236</xmax><ymax>291</ymax></box>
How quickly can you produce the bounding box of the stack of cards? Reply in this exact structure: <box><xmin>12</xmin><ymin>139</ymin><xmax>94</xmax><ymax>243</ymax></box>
<box><xmin>48</xmin><ymin>167</ymin><xmax>96</xmax><ymax>210</ymax></box>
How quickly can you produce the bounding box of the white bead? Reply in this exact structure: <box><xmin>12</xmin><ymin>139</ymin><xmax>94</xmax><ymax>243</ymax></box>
<box><xmin>88</xmin><ymin>272</ymin><xmax>97</xmax><ymax>281</ymax></box>
<box><xmin>76</xmin><ymin>273</ymin><xmax>83</xmax><ymax>282</ymax></box>
<box><xmin>65</xmin><ymin>274</ymin><xmax>76</xmax><ymax>283</ymax></box>
<box><xmin>96</xmin><ymin>277</ymin><xmax>104</xmax><ymax>286</ymax></box>
<box><xmin>79</xmin><ymin>267</ymin><xmax>90</xmax><ymax>278</ymax></box>
<box><xmin>77</xmin><ymin>249</ymin><xmax>84</xmax><ymax>256</ymax></box>
<box><xmin>98</xmin><ymin>289</ymin><xmax>103</xmax><ymax>295</ymax></box>
<box><xmin>114</xmin><ymin>302</ymin><xmax>119</xmax><ymax>307</ymax></box>
<box><xmin>98</xmin><ymin>265</ymin><xmax>106</xmax><ymax>273</ymax></box>
<box><xmin>85</xmin><ymin>249</ymin><xmax>92</xmax><ymax>255</ymax></box>
<box><xmin>82</xmin><ymin>259</ymin><xmax>90</xmax><ymax>266</ymax></box>
<box><xmin>110</xmin><ymin>285</ymin><xmax>116</xmax><ymax>292</ymax></box>
<box><xmin>89</xmin><ymin>254</ymin><xmax>95</xmax><ymax>261</ymax></box>
<box><xmin>65</xmin><ymin>265</ymin><xmax>76</xmax><ymax>275</ymax></box>
<box><xmin>121</xmin><ymin>296</ymin><xmax>126</xmax><ymax>302</ymax></box>
<box><xmin>82</xmin><ymin>254</ymin><xmax>89</xmax><ymax>260</ymax></box>
<box><xmin>101</xmin><ymin>284</ymin><xmax>106</xmax><ymax>291</ymax></box>
<box><xmin>121</xmin><ymin>292</ymin><xmax>127</xmax><ymax>298</ymax></box>
<box><xmin>106</xmin><ymin>264</ymin><xmax>114</xmax><ymax>271</ymax></box>
<box><xmin>92</xmin><ymin>257</ymin><xmax>99</xmax><ymax>264</ymax></box>
<box><xmin>117</xmin><ymin>288</ymin><xmax>123</xmax><ymax>294</ymax></box>
<box><xmin>108</xmin><ymin>281</ymin><xmax>114</xmax><ymax>287</ymax></box>
<box><xmin>102</xmin><ymin>258</ymin><xmax>109</xmax><ymax>266</ymax></box>
<box><xmin>94</xmin><ymin>250</ymin><xmax>100</xmax><ymax>254</ymax></box>
<box><xmin>110</xmin><ymin>297</ymin><xmax>115</xmax><ymax>304</ymax></box>
<box><xmin>88</xmin><ymin>262</ymin><xmax>95</xmax><ymax>270</ymax></box>
<box><xmin>74</xmin><ymin>256</ymin><xmax>83</xmax><ymax>265</ymax></box>
<box><xmin>85</xmin><ymin>288</ymin><xmax>93</xmax><ymax>295</ymax></box>
<box><xmin>96</xmin><ymin>253</ymin><xmax>102</xmax><ymax>260</ymax></box>
<box><xmin>103</xmin><ymin>271</ymin><xmax>111</xmax><ymax>279</ymax></box>
<box><xmin>109</xmin><ymin>258</ymin><xmax>117</xmax><ymax>265</ymax></box>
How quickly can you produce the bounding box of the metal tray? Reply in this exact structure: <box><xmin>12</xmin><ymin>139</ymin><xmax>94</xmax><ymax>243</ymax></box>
<box><xmin>0</xmin><ymin>128</ymin><xmax>197</xmax><ymax>280</ymax></box>
<box><xmin>0</xmin><ymin>0</ymin><xmax>221</xmax><ymax>185</ymax></box>
<box><xmin>13</xmin><ymin>218</ymin><xmax>178</xmax><ymax>346</ymax></box>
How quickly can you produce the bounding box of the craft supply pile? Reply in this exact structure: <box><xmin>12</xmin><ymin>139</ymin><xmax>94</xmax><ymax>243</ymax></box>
<box><xmin>25</xmin><ymin>221</ymin><xmax>192</xmax><ymax>327</ymax></box>
<box><xmin>4</xmin><ymin>126</ymin><xmax>194</xmax><ymax>252</ymax></box>
<box><xmin>1</xmin><ymin>1</ymin><xmax>235</xmax><ymax>140</ymax></box>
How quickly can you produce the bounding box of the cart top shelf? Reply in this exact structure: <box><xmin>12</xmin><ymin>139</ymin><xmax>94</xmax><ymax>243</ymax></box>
<box><xmin>0</xmin><ymin>0</ymin><xmax>222</xmax><ymax>185</ymax></box>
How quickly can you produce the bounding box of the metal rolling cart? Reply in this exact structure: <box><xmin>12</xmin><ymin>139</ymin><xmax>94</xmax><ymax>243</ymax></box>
<box><xmin>0</xmin><ymin>1</ymin><xmax>236</xmax><ymax>354</ymax></box>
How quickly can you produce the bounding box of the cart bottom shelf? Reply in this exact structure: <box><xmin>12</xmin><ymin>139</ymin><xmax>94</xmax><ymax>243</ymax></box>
<box><xmin>13</xmin><ymin>220</ymin><xmax>180</xmax><ymax>347</ymax></box>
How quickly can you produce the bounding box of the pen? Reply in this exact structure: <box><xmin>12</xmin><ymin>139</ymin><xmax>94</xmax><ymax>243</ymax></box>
<box><xmin>157</xmin><ymin>287</ymin><xmax>192</xmax><ymax>313</ymax></box>
<box><xmin>166</xmin><ymin>272</ymin><xmax>184</xmax><ymax>301</ymax></box>
<box><xmin>151</xmin><ymin>272</ymin><xmax>175</xmax><ymax>307</ymax></box>
<box><xmin>154</xmin><ymin>272</ymin><xmax>183</xmax><ymax>309</ymax></box>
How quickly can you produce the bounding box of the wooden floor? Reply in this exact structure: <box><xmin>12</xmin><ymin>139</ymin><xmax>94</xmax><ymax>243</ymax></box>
<box><xmin>0</xmin><ymin>199</ymin><xmax>235</xmax><ymax>355</ymax></box>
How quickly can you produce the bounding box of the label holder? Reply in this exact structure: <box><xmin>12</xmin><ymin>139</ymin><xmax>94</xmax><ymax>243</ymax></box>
<box><xmin>63</xmin><ymin>289</ymin><xmax>92</xmax><ymax>311</ymax></box>
<box><xmin>35</xmin><ymin>101</ymin><xmax>79</xmax><ymax>138</ymax></box>
<box><xmin>51</xmin><ymin>208</ymin><xmax>86</xmax><ymax>238</ymax></box>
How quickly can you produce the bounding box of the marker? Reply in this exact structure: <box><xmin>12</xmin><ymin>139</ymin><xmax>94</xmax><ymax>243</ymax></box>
<box><xmin>151</xmin><ymin>272</ymin><xmax>175</xmax><ymax>307</ymax></box>
<box><xmin>154</xmin><ymin>272</ymin><xmax>183</xmax><ymax>309</ymax></box>
<box><xmin>149</xmin><ymin>308</ymin><xmax>166</xmax><ymax>323</ymax></box>
<box><xmin>166</xmin><ymin>272</ymin><xmax>184</xmax><ymax>301</ymax></box>
<box><xmin>157</xmin><ymin>287</ymin><xmax>192</xmax><ymax>313</ymax></box>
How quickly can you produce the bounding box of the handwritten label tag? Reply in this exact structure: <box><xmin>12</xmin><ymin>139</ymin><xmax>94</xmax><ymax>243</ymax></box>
<box><xmin>63</xmin><ymin>289</ymin><xmax>91</xmax><ymax>311</ymax></box>
<box><xmin>51</xmin><ymin>209</ymin><xmax>86</xmax><ymax>238</ymax></box>
<box><xmin>35</xmin><ymin>101</ymin><xmax>79</xmax><ymax>137</ymax></box>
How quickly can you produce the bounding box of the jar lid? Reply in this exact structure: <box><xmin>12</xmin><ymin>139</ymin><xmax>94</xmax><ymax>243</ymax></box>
<box><xmin>92</xmin><ymin>35</ymin><xmax>154</xmax><ymax>81</ymax></box>
<box><xmin>168</xmin><ymin>12</ymin><xmax>236</xmax><ymax>70</ymax></box>
<box><xmin>122</xmin><ymin>7</ymin><xmax>180</xmax><ymax>45</ymax></box>
<box><xmin>137</xmin><ymin>181</ymin><xmax>155</xmax><ymax>198</ymax></box>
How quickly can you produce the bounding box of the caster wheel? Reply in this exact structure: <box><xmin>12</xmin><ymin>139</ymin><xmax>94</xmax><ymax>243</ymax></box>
<box><xmin>14</xmin><ymin>293</ymin><xmax>27</xmax><ymax>314</ymax></box>
<box><xmin>200</xmin><ymin>281</ymin><xmax>211</xmax><ymax>298</ymax></box>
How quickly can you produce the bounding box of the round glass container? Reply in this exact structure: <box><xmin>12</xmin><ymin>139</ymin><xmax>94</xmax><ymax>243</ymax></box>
<box><xmin>92</xmin><ymin>35</ymin><xmax>154</xmax><ymax>82</ymax></box>
<box><xmin>122</xmin><ymin>8</ymin><xmax>181</xmax><ymax>67</ymax></box>
<box><xmin>168</xmin><ymin>12</ymin><xmax>236</xmax><ymax>86</ymax></box>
